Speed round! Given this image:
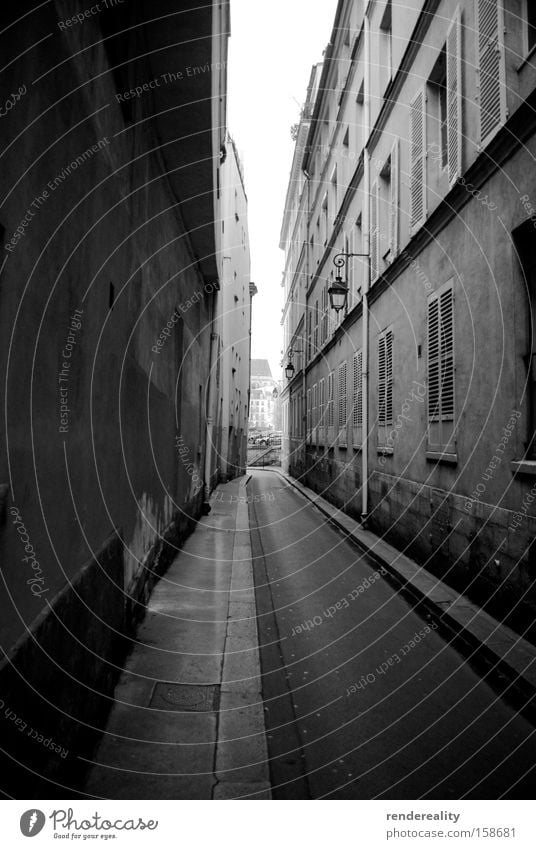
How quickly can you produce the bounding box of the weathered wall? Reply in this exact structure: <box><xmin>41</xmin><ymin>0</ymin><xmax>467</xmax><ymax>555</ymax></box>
<box><xmin>0</xmin><ymin>0</ymin><xmax>224</xmax><ymax>793</ymax></box>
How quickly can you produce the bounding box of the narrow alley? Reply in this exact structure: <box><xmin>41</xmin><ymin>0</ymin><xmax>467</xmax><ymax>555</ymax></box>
<box><xmin>82</xmin><ymin>470</ymin><xmax>536</xmax><ymax>800</ymax></box>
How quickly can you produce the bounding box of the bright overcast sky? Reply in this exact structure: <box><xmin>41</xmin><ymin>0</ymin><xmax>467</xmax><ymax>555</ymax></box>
<box><xmin>227</xmin><ymin>0</ymin><xmax>338</xmax><ymax>381</ymax></box>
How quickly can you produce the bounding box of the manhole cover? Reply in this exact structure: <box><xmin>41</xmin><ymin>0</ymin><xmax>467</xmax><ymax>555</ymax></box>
<box><xmin>149</xmin><ymin>683</ymin><xmax>219</xmax><ymax>712</ymax></box>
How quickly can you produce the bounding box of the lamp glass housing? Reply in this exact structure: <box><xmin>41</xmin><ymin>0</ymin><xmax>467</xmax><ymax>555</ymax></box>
<box><xmin>328</xmin><ymin>275</ymin><xmax>348</xmax><ymax>312</ymax></box>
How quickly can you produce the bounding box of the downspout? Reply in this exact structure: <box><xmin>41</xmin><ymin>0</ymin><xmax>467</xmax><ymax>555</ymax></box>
<box><xmin>303</xmin><ymin>170</ymin><xmax>311</xmax><ymax>475</ymax></box>
<box><xmin>204</xmin><ymin>293</ymin><xmax>219</xmax><ymax>507</ymax></box>
<box><xmin>361</xmin><ymin>10</ymin><xmax>371</xmax><ymax>526</ymax></box>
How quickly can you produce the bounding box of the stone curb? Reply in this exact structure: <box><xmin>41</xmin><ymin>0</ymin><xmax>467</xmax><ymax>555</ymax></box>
<box><xmin>251</xmin><ymin>467</ymin><xmax>536</xmax><ymax>712</ymax></box>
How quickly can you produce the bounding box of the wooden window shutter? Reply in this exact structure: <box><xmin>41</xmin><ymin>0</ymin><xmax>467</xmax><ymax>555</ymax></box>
<box><xmin>353</xmin><ymin>350</ymin><xmax>363</xmax><ymax>427</ymax></box>
<box><xmin>338</xmin><ymin>362</ymin><xmax>347</xmax><ymax>428</ymax></box>
<box><xmin>389</xmin><ymin>138</ymin><xmax>399</xmax><ymax>255</ymax></box>
<box><xmin>428</xmin><ymin>296</ymin><xmax>441</xmax><ymax>422</ymax></box>
<box><xmin>378</xmin><ymin>330</ymin><xmax>393</xmax><ymax>426</ymax></box>
<box><xmin>477</xmin><ymin>0</ymin><xmax>506</xmax><ymax>145</ymax></box>
<box><xmin>328</xmin><ymin>372</ymin><xmax>334</xmax><ymax>427</ymax></box>
<box><xmin>410</xmin><ymin>89</ymin><xmax>427</xmax><ymax>232</ymax></box>
<box><xmin>447</xmin><ymin>7</ymin><xmax>463</xmax><ymax>185</ymax></box>
<box><xmin>440</xmin><ymin>288</ymin><xmax>455</xmax><ymax>419</ymax></box>
<box><xmin>428</xmin><ymin>286</ymin><xmax>454</xmax><ymax>423</ymax></box>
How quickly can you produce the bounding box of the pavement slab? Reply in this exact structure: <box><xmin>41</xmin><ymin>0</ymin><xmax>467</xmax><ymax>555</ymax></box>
<box><xmin>82</xmin><ymin>476</ymin><xmax>271</xmax><ymax>800</ymax></box>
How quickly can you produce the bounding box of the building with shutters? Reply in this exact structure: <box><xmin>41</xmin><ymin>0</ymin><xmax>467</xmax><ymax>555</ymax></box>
<box><xmin>280</xmin><ymin>0</ymin><xmax>536</xmax><ymax>637</ymax></box>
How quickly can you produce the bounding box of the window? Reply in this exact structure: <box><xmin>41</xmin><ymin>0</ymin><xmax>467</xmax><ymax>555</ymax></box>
<box><xmin>327</xmin><ymin>371</ymin><xmax>334</xmax><ymax>429</ymax></box>
<box><xmin>338</xmin><ymin>361</ymin><xmax>348</xmax><ymax>446</ymax></box>
<box><xmin>338</xmin><ymin>362</ymin><xmax>348</xmax><ymax>428</ymax></box>
<box><xmin>321</xmin><ymin>285</ymin><xmax>328</xmax><ymax>343</ymax></box>
<box><xmin>306</xmin><ymin>389</ymin><xmax>312</xmax><ymax>436</ymax></box>
<box><xmin>446</xmin><ymin>8</ymin><xmax>462</xmax><ymax>185</ymax></box>
<box><xmin>352</xmin><ymin>350</ymin><xmax>363</xmax><ymax>429</ymax></box>
<box><xmin>526</xmin><ymin>0</ymin><xmax>536</xmax><ymax>53</ymax></box>
<box><xmin>331</xmin><ymin>167</ymin><xmax>338</xmax><ymax>223</ymax></box>
<box><xmin>344</xmin><ymin>231</ymin><xmax>352</xmax><ymax>309</ymax></box>
<box><xmin>380</xmin><ymin>0</ymin><xmax>393</xmax><ymax>89</ymax></box>
<box><xmin>313</xmin><ymin>383</ymin><xmax>318</xmax><ymax>432</ymax></box>
<box><xmin>410</xmin><ymin>89</ymin><xmax>427</xmax><ymax>232</ymax></box>
<box><xmin>476</xmin><ymin>0</ymin><xmax>506</xmax><ymax>145</ymax></box>
<box><xmin>370</xmin><ymin>181</ymin><xmax>380</xmax><ymax>282</ymax></box>
<box><xmin>428</xmin><ymin>47</ymin><xmax>448</xmax><ymax>170</ymax></box>
<box><xmin>318</xmin><ymin>378</ymin><xmax>326</xmax><ymax>443</ymax></box>
<box><xmin>389</xmin><ymin>139</ymin><xmax>400</xmax><ymax>255</ymax></box>
<box><xmin>322</xmin><ymin>194</ymin><xmax>328</xmax><ymax>246</ymax></box>
<box><xmin>427</xmin><ymin>284</ymin><xmax>455</xmax><ymax>453</ymax></box>
<box><xmin>314</xmin><ymin>299</ymin><xmax>319</xmax><ymax>354</ymax></box>
<box><xmin>380</xmin><ymin>156</ymin><xmax>392</xmax><ymax>263</ymax></box>
<box><xmin>378</xmin><ymin>330</ymin><xmax>394</xmax><ymax>428</ymax></box>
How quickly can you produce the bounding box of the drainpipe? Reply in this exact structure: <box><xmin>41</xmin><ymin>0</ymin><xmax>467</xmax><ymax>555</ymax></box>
<box><xmin>204</xmin><ymin>294</ymin><xmax>219</xmax><ymax>506</ymax></box>
<box><xmin>361</xmin><ymin>11</ymin><xmax>371</xmax><ymax>527</ymax></box>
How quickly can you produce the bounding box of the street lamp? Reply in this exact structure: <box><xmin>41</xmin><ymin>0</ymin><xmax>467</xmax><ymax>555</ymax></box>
<box><xmin>328</xmin><ymin>274</ymin><xmax>349</xmax><ymax>313</ymax></box>
<box><xmin>329</xmin><ymin>251</ymin><xmax>369</xmax><ymax>312</ymax></box>
<box><xmin>284</xmin><ymin>346</ymin><xmax>303</xmax><ymax>381</ymax></box>
<box><xmin>285</xmin><ymin>361</ymin><xmax>295</xmax><ymax>380</ymax></box>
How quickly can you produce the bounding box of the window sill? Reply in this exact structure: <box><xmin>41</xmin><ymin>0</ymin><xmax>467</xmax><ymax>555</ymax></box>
<box><xmin>426</xmin><ymin>451</ymin><xmax>458</xmax><ymax>465</ymax></box>
<box><xmin>511</xmin><ymin>460</ymin><xmax>536</xmax><ymax>477</ymax></box>
<box><xmin>517</xmin><ymin>43</ymin><xmax>536</xmax><ymax>73</ymax></box>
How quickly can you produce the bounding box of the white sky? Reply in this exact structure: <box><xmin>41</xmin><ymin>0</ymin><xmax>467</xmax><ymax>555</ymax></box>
<box><xmin>227</xmin><ymin>0</ymin><xmax>339</xmax><ymax>381</ymax></box>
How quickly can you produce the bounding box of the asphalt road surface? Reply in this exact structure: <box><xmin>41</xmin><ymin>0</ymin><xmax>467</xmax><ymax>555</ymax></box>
<box><xmin>248</xmin><ymin>469</ymin><xmax>536</xmax><ymax>800</ymax></box>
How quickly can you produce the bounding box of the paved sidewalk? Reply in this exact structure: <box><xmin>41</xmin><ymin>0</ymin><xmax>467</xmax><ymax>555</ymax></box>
<box><xmin>83</xmin><ymin>476</ymin><xmax>271</xmax><ymax>800</ymax></box>
<box><xmin>264</xmin><ymin>467</ymin><xmax>536</xmax><ymax>710</ymax></box>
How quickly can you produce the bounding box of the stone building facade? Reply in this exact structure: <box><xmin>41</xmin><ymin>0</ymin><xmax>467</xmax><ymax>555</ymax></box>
<box><xmin>281</xmin><ymin>0</ymin><xmax>536</xmax><ymax>638</ymax></box>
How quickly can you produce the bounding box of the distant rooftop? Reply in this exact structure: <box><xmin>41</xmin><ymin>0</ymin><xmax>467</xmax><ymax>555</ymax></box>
<box><xmin>251</xmin><ymin>359</ymin><xmax>273</xmax><ymax>379</ymax></box>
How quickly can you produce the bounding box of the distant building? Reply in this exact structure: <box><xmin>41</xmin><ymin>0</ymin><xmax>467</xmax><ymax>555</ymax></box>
<box><xmin>280</xmin><ymin>0</ymin><xmax>536</xmax><ymax>636</ymax></box>
<box><xmin>249</xmin><ymin>359</ymin><xmax>278</xmax><ymax>431</ymax></box>
<box><xmin>215</xmin><ymin>134</ymin><xmax>253</xmax><ymax>481</ymax></box>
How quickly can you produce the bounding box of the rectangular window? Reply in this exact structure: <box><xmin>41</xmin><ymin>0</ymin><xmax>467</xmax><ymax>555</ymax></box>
<box><xmin>327</xmin><ymin>371</ymin><xmax>334</xmax><ymax>429</ymax></box>
<box><xmin>313</xmin><ymin>383</ymin><xmax>318</xmax><ymax>431</ymax></box>
<box><xmin>477</xmin><ymin>0</ymin><xmax>506</xmax><ymax>145</ymax></box>
<box><xmin>378</xmin><ymin>330</ymin><xmax>394</xmax><ymax>427</ymax></box>
<box><xmin>410</xmin><ymin>88</ymin><xmax>427</xmax><ymax>232</ymax></box>
<box><xmin>428</xmin><ymin>47</ymin><xmax>448</xmax><ymax>171</ymax></box>
<box><xmin>390</xmin><ymin>139</ymin><xmax>400</xmax><ymax>256</ymax></box>
<box><xmin>319</xmin><ymin>378</ymin><xmax>326</xmax><ymax>443</ymax></box>
<box><xmin>353</xmin><ymin>350</ymin><xmax>363</xmax><ymax>428</ymax></box>
<box><xmin>370</xmin><ymin>180</ymin><xmax>380</xmax><ymax>282</ymax></box>
<box><xmin>446</xmin><ymin>7</ymin><xmax>462</xmax><ymax>185</ymax></box>
<box><xmin>380</xmin><ymin>0</ymin><xmax>393</xmax><ymax>89</ymax></box>
<box><xmin>322</xmin><ymin>194</ymin><xmax>328</xmax><ymax>246</ymax></box>
<box><xmin>338</xmin><ymin>362</ymin><xmax>348</xmax><ymax>428</ymax></box>
<box><xmin>331</xmin><ymin>167</ymin><xmax>338</xmax><ymax>223</ymax></box>
<box><xmin>338</xmin><ymin>361</ymin><xmax>348</xmax><ymax>446</ymax></box>
<box><xmin>306</xmin><ymin>388</ymin><xmax>312</xmax><ymax>437</ymax></box>
<box><xmin>427</xmin><ymin>284</ymin><xmax>455</xmax><ymax>452</ymax></box>
<box><xmin>313</xmin><ymin>299</ymin><xmax>319</xmax><ymax>354</ymax></box>
<box><xmin>526</xmin><ymin>0</ymin><xmax>536</xmax><ymax>53</ymax></box>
